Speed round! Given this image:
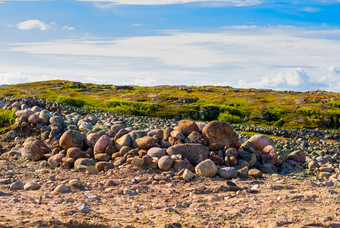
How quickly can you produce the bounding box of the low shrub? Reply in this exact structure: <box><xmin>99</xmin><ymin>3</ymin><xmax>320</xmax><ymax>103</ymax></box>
<box><xmin>0</xmin><ymin>109</ymin><xmax>16</xmax><ymax>127</ymax></box>
<box><xmin>106</xmin><ymin>100</ymin><xmax>161</xmax><ymax>116</ymax></box>
<box><xmin>57</xmin><ymin>96</ymin><xmax>86</xmax><ymax>108</ymax></box>
<box><xmin>265</xmin><ymin>108</ymin><xmax>285</xmax><ymax>121</ymax></box>
<box><xmin>218</xmin><ymin>113</ymin><xmax>243</xmax><ymax>124</ymax></box>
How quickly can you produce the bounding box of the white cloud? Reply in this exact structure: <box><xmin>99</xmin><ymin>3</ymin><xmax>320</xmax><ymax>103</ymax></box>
<box><xmin>302</xmin><ymin>7</ymin><xmax>322</xmax><ymax>13</ymax></box>
<box><xmin>238</xmin><ymin>68</ymin><xmax>312</xmax><ymax>90</ymax></box>
<box><xmin>0</xmin><ymin>71</ymin><xmax>54</xmax><ymax>85</ymax></box>
<box><xmin>78</xmin><ymin>0</ymin><xmax>263</xmax><ymax>6</ymax></box>
<box><xmin>62</xmin><ymin>25</ymin><xmax>75</xmax><ymax>31</ymax></box>
<box><xmin>17</xmin><ymin>20</ymin><xmax>54</xmax><ymax>31</ymax></box>
<box><xmin>3</xmin><ymin>26</ymin><xmax>340</xmax><ymax>91</ymax></box>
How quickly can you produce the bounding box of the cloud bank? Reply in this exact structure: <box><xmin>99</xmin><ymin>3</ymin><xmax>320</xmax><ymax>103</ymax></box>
<box><xmin>3</xmin><ymin>26</ymin><xmax>340</xmax><ymax>91</ymax></box>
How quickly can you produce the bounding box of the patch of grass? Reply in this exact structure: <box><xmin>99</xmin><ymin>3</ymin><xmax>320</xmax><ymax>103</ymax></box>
<box><xmin>56</xmin><ymin>96</ymin><xmax>86</xmax><ymax>108</ymax></box>
<box><xmin>0</xmin><ymin>109</ymin><xmax>16</xmax><ymax>128</ymax></box>
<box><xmin>218</xmin><ymin>113</ymin><xmax>243</xmax><ymax>124</ymax></box>
<box><xmin>106</xmin><ymin>100</ymin><xmax>162</xmax><ymax>116</ymax></box>
<box><xmin>237</xmin><ymin>131</ymin><xmax>288</xmax><ymax>141</ymax></box>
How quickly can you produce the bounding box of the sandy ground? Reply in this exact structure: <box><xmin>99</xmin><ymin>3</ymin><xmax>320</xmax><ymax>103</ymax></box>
<box><xmin>0</xmin><ymin>156</ymin><xmax>339</xmax><ymax>228</ymax></box>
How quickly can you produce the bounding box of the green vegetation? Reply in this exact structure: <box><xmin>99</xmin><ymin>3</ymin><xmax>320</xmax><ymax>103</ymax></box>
<box><xmin>218</xmin><ymin>113</ymin><xmax>243</xmax><ymax>124</ymax></box>
<box><xmin>0</xmin><ymin>80</ymin><xmax>339</xmax><ymax>130</ymax></box>
<box><xmin>105</xmin><ymin>100</ymin><xmax>162</xmax><ymax>116</ymax></box>
<box><xmin>56</xmin><ymin>96</ymin><xmax>86</xmax><ymax>108</ymax></box>
<box><xmin>0</xmin><ymin>109</ymin><xmax>16</xmax><ymax>128</ymax></box>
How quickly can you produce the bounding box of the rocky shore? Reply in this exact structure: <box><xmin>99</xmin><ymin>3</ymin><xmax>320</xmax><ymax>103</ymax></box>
<box><xmin>0</xmin><ymin>96</ymin><xmax>339</xmax><ymax>227</ymax></box>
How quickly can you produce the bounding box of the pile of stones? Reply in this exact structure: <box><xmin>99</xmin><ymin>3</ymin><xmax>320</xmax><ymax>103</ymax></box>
<box><xmin>0</xmin><ymin>100</ymin><xmax>339</xmax><ymax>183</ymax></box>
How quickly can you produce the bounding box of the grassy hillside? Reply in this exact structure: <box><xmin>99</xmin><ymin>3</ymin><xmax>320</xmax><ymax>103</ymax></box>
<box><xmin>1</xmin><ymin>80</ymin><xmax>339</xmax><ymax>130</ymax></box>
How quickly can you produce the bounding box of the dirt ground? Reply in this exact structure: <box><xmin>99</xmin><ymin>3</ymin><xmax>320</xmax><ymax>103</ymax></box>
<box><xmin>0</xmin><ymin>156</ymin><xmax>339</xmax><ymax>228</ymax></box>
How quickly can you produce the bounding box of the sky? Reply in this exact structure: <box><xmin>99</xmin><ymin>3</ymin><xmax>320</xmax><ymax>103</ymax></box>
<box><xmin>0</xmin><ymin>0</ymin><xmax>340</xmax><ymax>91</ymax></box>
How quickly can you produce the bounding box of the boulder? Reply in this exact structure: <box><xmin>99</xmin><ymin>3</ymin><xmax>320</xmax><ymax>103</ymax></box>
<box><xmin>287</xmin><ymin>150</ymin><xmax>306</xmax><ymax>163</ymax></box>
<box><xmin>66</xmin><ymin>147</ymin><xmax>83</xmax><ymax>159</ymax></box>
<box><xmin>218</xmin><ymin>167</ymin><xmax>238</xmax><ymax>179</ymax></box>
<box><xmin>115</xmin><ymin>134</ymin><xmax>132</xmax><ymax>151</ymax></box>
<box><xmin>202</xmin><ymin>121</ymin><xmax>239</xmax><ymax>148</ymax></box>
<box><xmin>261</xmin><ymin>145</ymin><xmax>277</xmax><ymax>165</ymax></box>
<box><xmin>195</xmin><ymin>159</ymin><xmax>218</xmax><ymax>177</ymax></box>
<box><xmin>95</xmin><ymin>162</ymin><xmax>114</xmax><ymax>172</ymax></box>
<box><xmin>135</xmin><ymin>136</ymin><xmax>156</xmax><ymax>150</ymax></box>
<box><xmin>74</xmin><ymin>158</ymin><xmax>95</xmax><ymax>171</ymax></box>
<box><xmin>186</xmin><ymin>131</ymin><xmax>203</xmax><ymax>144</ymax></box>
<box><xmin>94</xmin><ymin>135</ymin><xmax>112</xmax><ymax>155</ymax></box>
<box><xmin>28</xmin><ymin>114</ymin><xmax>39</xmax><ymax>125</ymax></box>
<box><xmin>22</xmin><ymin>139</ymin><xmax>51</xmax><ymax>161</ymax></box>
<box><xmin>249</xmin><ymin>135</ymin><xmax>276</xmax><ymax>154</ymax></box>
<box><xmin>158</xmin><ymin>156</ymin><xmax>174</xmax><ymax>171</ymax></box>
<box><xmin>173</xmin><ymin>158</ymin><xmax>195</xmax><ymax>172</ymax></box>
<box><xmin>248</xmin><ymin>168</ymin><xmax>263</xmax><ymax>178</ymax></box>
<box><xmin>59</xmin><ymin>130</ymin><xmax>85</xmax><ymax>150</ymax></box>
<box><xmin>147</xmin><ymin>147</ymin><xmax>166</xmax><ymax>158</ymax></box>
<box><xmin>166</xmin><ymin>143</ymin><xmax>208</xmax><ymax>166</ymax></box>
<box><xmin>177</xmin><ymin>120</ymin><xmax>199</xmax><ymax>137</ymax></box>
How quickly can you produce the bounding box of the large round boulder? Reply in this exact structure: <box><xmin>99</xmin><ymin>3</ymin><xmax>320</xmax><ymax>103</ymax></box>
<box><xmin>147</xmin><ymin>147</ymin><xmax>166</xmax><ymax>158</ymax></box>
<box><xmin>248</xmin><ymin>135</ymin><xmax>276</xmax><ymax>155</ymax></box>
<box><xmin>202</xmin><ymin>121</ymin><xmax>239</xmax><ymax>148</ymax></box>
<box><xmin>177</xmin><ymin>120</ymin><xmax>200</xmax><ymax>137</ymax></box>
<box><xmin>166</xmin><ymin>143</ymin><xmax>208</xmax><ymax>166</ymax></box>
<box><xmin>158</xmin><ymin>156</ymin><xmax>174</xmax><ymax>171</ymax></box>
<box><xmin>94</xmin><ymin>135</ymin><xmax>112</xmax><ymax>155</ymax></box>
<box><xmin>59</xmin><ymin>130</ymin><xmax>85</xmax><ymax>150</ymax></box>
<box><xmin>195</xmin><ymin>159</ymin><xmax>218</xmax><ymax>177</ymax></box>
<box><xmin>135</xmin><ymin>136</ymin><xmax>157</xmax><ymax>150</ymax></box>
<box><xmin>22</xmin><ymin>139</ymin><xmax>51</xmax><ymax>161</ymax></box>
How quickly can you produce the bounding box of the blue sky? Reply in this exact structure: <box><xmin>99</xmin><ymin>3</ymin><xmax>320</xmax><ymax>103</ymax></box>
<box><xmin>1</xmin><ymin>0</ymin><xmax>340</xmax><ymax>91</ymax></box>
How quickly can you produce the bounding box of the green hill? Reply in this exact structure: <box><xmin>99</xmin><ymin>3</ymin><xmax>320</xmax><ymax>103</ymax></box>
<box><xmin>1</xmin><ymin>80</ymin><xmax>339</xmax><ymax>130</ymax></box>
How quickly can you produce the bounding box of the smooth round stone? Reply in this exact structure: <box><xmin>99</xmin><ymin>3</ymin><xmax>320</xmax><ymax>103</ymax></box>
<box><xmin>132</xmin><ymin>157</ymin><xmax>144</xmax><ymax>166</ymax></box>
<box><xmin>158</xmin><ymin>156</ymin><xmax>174</xmax><ymax>171</ymax></box>
<box><xmin>10</xmin><ymin>181</ymin><xmax>24</xmax><ymax>190</ymax></box>
<box><xmin>24</xmin><ymin>181</ymin><xmax>40</xmax><ymax>191</ymax></box>
<box><xmin>54</xmin><ymin>184</ymin><xmax>70</xmax><ymax>193</ymax></box>
<box><xmin>218</xmin><ymin>167</ymin><xmax>238</xmax><ymax>179</ymax></box>
<box><xmin>195</xmin><ymin>159</ymin><xmax>218</xmax><ymax>177</ymax></box>
<box><xmin>248</xmin><ymin>169</ymin><xmax>263</xmax><ymax>178</ymax></box>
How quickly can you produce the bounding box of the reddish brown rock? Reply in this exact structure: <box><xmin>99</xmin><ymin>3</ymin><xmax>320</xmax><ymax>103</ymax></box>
<box><xmin>178</xmin><ymin>120</ymin><xmax>199</xmax><ymax>137</ymax></box>
<box><xmin>249</xmin><ymin>135</ymin><xmax>276</xmax><ymax>155</ymax></box>
<box><xmin>66</xmin><ymin>147</ymin><xmax>83</xmax><ymax>159</ymax></box>
<box><xmin>22</xmin><ymin>139</ymin><xmax>51</xmax><ymax>161</ymax></box>
<box><xmin>59</xmin><ymin>130</ymin><xmax>85</xmax><ymax>150</ymax></box>
<box><xmin>135</xmin><ymin>136</ymin><xmax>157</xmax><ymax>150</ymax></box>
<box><xmin>94</xmin><ymin>135</ymin><xmax>112</xmax><ymax>155</ymax></box>
<box><xmin>261</xmin><ymin>145</ymin><xmax>278</xmax><ymax>165</ymax></box>
<box><xmin>202</xmin><ymin>121</ymin><xmax>239</xmax><ymax>148</ymax></box>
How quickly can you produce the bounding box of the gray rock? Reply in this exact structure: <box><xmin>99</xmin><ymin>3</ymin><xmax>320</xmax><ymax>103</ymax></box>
<box><xmin>54</xmin><ymin>184</ymin><xmax>70</xmax><ymax>193</ymax></box>
<box><xmin>10</xmin><ymin>181</ymin><xmax>24</xmax><ymax>190</ymax></box>
<box><xmin>166</xmin><ymin>143</ymin><xmax>208</xmax><ymax>166</ymax></box>
<box><xmin>218</xmin><ymin>167</ymin><xmax>238</xmax><ymax>179</ymax></box>
<box><xmin>287</xmin><ymin>150</ymin><xmax>306</xmax><ymax>163</ymax></box>
<box><xmin>59</xmin><ymin>130</ymin><xmax>85</xmax><ymax>150</ymax></box>
<box><xmin>74</xmin><ymin>158</ymin><xmax>95</xmax><ymax>171</ymax></box>
<box><xmin>158</xmin><ymin>156</ymin><xmax>174</xmax><ymax>171</ymax></box>
<box><xmin>22</xmin><ymin>139</ymin><xmax>51</xmax><ymax>161</ymax></box>
<box><xmin>115</xmin><ymin>134</ymin><xmax>132</xmax><ymax>151</ymax></box>
<box><xmin>258</xmin><ymin>163</ymin><xmax>277</xmax><ymax>174</ymax></box>
<box><xmin>147</xmin><ymin>147</ymin><xmax>166</xmax><ymax>158</ymax></box>
<box><xmin>123</xmin><ymin>189</ymin><xmax>138</xmax><ymax>196</ymax></box>
<box><xmin>78</xmin><ymin>203</ymin><xmax>90</xmax><ymax>213</ymax></box>
<box><xmin>24</xmin><ymin>181</ymin><xmax>40</xmax><ymax>191</ymax></box>
<box><xmin>195</xmin><ymin>159</ymin><xmax>218</xmax><ymax>177</ymax></box>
